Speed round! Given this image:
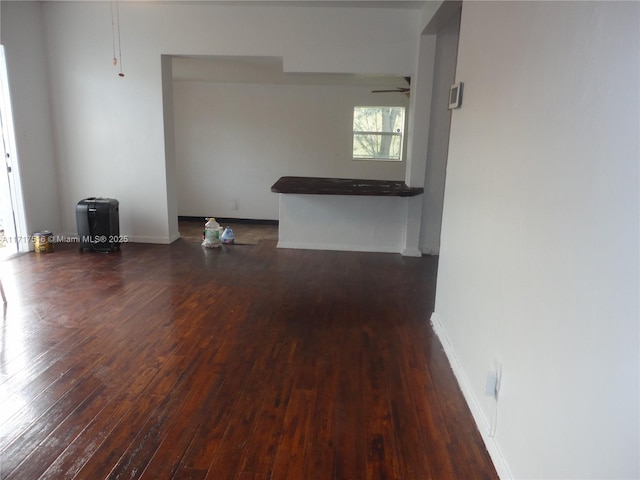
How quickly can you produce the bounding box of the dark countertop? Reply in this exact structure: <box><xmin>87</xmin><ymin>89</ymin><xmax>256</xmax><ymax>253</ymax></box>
<box><xmin>271</xmin><ymin>176</ymin><xmax>424</xmax><ymax>197</ymax></box>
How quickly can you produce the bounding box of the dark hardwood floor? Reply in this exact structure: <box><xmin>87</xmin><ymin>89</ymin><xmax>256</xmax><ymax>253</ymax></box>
<box><xmin>0</xmin><ymin>237</ymin><xmax>498</xmax><ymax>479</ymax></box>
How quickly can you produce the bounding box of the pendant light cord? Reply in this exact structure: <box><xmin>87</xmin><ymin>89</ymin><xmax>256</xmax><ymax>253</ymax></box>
<box><xmin>116</xmin><ymin>2</ymin><xmax>124</xmax><ymax>76</ymax></box>
<box><xmin>110</xmin><ymin>1</ymin><xmax>124</xmax><ymax>77</ymax></box>
<box><xmin>110</xmin><ymin>2</ymin><xmax>117</xmax><ymax>65</ymax></box>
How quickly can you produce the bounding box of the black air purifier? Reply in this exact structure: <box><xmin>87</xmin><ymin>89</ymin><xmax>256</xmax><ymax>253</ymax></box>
<box><xmin>76</xmin><ymin>197</ymin><xmax>120</xmax><ymax>252</ymax></box>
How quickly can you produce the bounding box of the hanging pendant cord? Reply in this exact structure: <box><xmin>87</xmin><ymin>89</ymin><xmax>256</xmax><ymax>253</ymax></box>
<box><xmin>116</xmin><ymin>2</ymin><xmax>124</xmax><ymax>76</ymax></box>
<box><xmin>110</xmin><ymin>2</ymin><xmax>117</xmax><ymax>66</ymax></box>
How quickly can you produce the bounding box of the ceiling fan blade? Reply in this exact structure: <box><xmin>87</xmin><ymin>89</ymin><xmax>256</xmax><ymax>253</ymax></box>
<box><xmin>371</xmin><ymin>87</ymin><xmax>410</xmax><ymax>93</ymax></box>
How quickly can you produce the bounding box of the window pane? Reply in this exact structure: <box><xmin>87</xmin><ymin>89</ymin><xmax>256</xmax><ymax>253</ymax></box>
<box><xmin>352</xmin><ymin>106</ymin><xmax>405</xmax><ymax>161</ymax></box>
<box><xmin>353</xmin><ymin>133</ymin><xmax>402</xmax><ymax>160</ymax></box>
<box><xmin>353</xmin><ymin>106</ymin><xmax>404</xmax><ymax>133</ymax></box>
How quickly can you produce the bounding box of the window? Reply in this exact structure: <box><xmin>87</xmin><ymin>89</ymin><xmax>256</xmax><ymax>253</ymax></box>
<box><xmin>352</xmin><ymin>106</ymin><xmax>405</xmax><ymax>161</ymax></box>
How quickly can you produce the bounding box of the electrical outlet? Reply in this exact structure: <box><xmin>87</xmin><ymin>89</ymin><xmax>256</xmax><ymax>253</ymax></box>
<box><xmin>230</xmin><ymin>200</ymin><xmax>238</xmax><ymax>211</ymax></box>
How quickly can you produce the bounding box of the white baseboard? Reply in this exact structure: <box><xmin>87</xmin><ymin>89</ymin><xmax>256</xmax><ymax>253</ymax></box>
<box><xmin>124</xmin><ymin>235</ymin><xmax>174</xmax><ymax>244</ymax></box>
<box><xmin>430</xmin><ymin>312</ymin><xmax>513</xmax><ymax>480</ymax></box>
<box><xmin>401</xmin><ymin>247</ymin><xmax>422</xmax><ymax>257</ymax></box>
<box><xmin>277</xmin><ymin>241</ymin><xmax>400</xmax><ymax>254</ymax></box>
<box><xmin>59</xmin><ymin>232</ymin><xmax>175</xmax><ymax>245</ymax></box>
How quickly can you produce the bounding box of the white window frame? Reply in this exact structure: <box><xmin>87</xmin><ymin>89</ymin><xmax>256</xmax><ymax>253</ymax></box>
<box><xmin>352</xmin><ymin>106</ymin><xmax>406</xmax><ymax>162</ymax></box>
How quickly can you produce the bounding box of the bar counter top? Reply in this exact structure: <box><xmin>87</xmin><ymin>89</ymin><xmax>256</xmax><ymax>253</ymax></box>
<box><xmin>271</xmin><ymin>176</ymin><xmax>424</xmax><ymax>197</ymax></box>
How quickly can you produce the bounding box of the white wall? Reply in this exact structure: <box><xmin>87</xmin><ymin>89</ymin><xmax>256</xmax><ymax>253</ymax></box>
<box><xmin>403</xmin><ymin>33</ymin><xmax>436</xmax><ymax>256</ymax></box>
<box><xmin>0</xmin><ymin>2</ymin><xmax>60</xmax><ymax>237</ymax></box>
<box><xmin>1</xmin><ymin>1</ymin><xmax>421</xmax><ymax>243</ymax></box>
<box><xmin>161</xmin><ymin>56</ymin><xmax>179</xmax><ymax>241</ymax></box>
<box><xmin>278</xmin><ymin>194</ymin><xmax>407</xmax><ymax>253</ymax></box>
<box><xmin>174</xmin><ymin>79</ymin><xmax>408</xmax><ymax>220</ymax></box>
<box><xmin>419</xmin><ymin>7</ymin><xmax>459</xmax><ymax>254</ymax></box>
<box><xmin>434</xmin><ymin>2</ymin><xmax>639</xmax><ymax>479</ymax></box>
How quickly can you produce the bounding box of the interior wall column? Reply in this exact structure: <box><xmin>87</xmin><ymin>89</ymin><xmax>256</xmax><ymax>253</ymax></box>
<box><xmin>402</xmin><ymin>33</ymin><xmax>436</xmax><ymax>256</ymax></box>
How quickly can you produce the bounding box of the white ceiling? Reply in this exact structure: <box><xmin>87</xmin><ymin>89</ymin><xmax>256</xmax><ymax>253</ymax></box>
<box><xmin>162</xmin><ymin>1</ymin><xmax>424</xmax><ymax>85</ymax></box>
<box><xmin>171</xmin><ymin>55</ymin><xmax>409</xmax><ymax>87</ymax></box>
<box><xmin>119</xmin><ymin>1</ymin><xmax>426</xmax><ymax>8</ymax></box>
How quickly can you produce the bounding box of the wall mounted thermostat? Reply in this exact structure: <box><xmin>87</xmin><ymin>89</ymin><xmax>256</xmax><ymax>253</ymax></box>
<box><xmin>449</xmin><ymin>82</ymin><xmax>463</xmax><ymax>109</ymax></box>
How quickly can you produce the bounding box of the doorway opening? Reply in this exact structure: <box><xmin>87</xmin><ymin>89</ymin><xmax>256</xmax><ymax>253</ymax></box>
<box><xmin>0</xmin><ymin>45</ymin><xmax>27</xmax><ymax>259</ymax></box>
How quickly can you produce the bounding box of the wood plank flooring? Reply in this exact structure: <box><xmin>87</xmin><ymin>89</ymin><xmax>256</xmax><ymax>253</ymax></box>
<box><xmin>0</xmin><ymin>238</ymin><xmax>498</xmax><ymax>479</ymax></box>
